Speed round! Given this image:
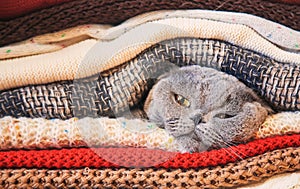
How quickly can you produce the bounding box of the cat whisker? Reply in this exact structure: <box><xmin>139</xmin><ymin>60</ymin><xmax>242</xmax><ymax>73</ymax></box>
<box><xmin>200</xmin><ymin>130</ymin><xmax>244</xmax><ymax>159</ymax></box>
<box><xmin>206</xmin><ymin>128</ymin><xmax>224</xmax><ymax>144</ymax></box>
<box><xmin>220</xmin><ymin>146</ymin><xmax>244</xmax><ymax>160</ymax></box>
<box><xmin>217</xmin><ymin>137</ymin><xmax>249</xmax><ymax>158</ymax></box>
<box><xmin>218</xmin><ymin>140</ymin><xmax>248</xmax><ymax>159</ymax></box>
<box><xmin>222</xmin><ymin>140</ymin><xmax>239</xmax><ymax>147</ymax></box>
<box><xmin>191</xmin><ymin>133</ymin><xmax>201</xmax><ymax>142</ymax></box>
<box><xmin>208</xmin><ymin>128</ymin><xmax>247</xmax><ymax>156</ymax></box>
<box><xmin>200</xmin><ymin>133</ymin><xmax>216</xmax><ymax>147</ymax></box>
<box><xmin>204</xmin><ymin>129</ymin><xmax>246</xmax><ymax>159</ymax></box>
<box><xmin>196</xmin><ymin>127</ymin><xmax>216</xmax><ymax>144</ymax></box>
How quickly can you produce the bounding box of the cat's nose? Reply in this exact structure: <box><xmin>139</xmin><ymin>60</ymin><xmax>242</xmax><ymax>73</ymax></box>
<box><xmin>190</xmin><ymin>113</ymin><xmax>202</xmax><ymax>125</ymax></box>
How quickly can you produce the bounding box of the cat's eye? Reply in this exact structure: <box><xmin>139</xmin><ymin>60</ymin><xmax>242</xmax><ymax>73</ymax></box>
<box><xmin>214</xmin><ymin>113</ymin><xmax>235</xmax><ymax>119</ymax></box>
<box><xmin>174</xmin><ymin>93</ymin><xmax>190</xmax><ymax>107</ymax></box>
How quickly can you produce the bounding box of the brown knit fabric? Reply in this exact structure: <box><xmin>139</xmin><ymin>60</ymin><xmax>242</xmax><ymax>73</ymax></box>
<box><xmin>1</xmin><ymin>147</ymin><xmax>299</xmax><ymax>188</ymax></box>
<box><xmin>267</xmin><ymin>0</ymin><xmax>300</xmax><ymax>4</ymax></box>
<box><xmin>0</xmin><ymin>0</ymin><xmax>299</xmax><ymax>47</ymax></box>
<box><xmin>0</xmin><ymin>0</ymin><xmax>73</xmax><ymax>20</ymax></box>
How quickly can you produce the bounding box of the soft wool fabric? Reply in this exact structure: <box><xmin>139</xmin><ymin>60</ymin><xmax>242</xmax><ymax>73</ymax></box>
<box><xmin>1</xmin><ymin>10</ymin><xmax>300</xmax><ymax>60</ymax></box>
<box><xmin>0</xmin><ymin>0</ymin><xmax>299</xmax><ymax>47</ymax></box>
<box><xmin>1</xmin><ymin>17</ymin><xmax>300</xmax><ymax>91</ymax></box>
<box><xmin>0</xmin><ymin>116</ymin><xmax>179</xmax><ymax>151</ymax></box>
<box><xmin>0</xmin><ymin>134</ymin><xmax>299</xmax><ymax>169</ymax></box>
<box><xmin>257</xmin><ymin>111</ymin><xmax>300</xmax><ymax>138</ymax></box>
<box><xmin>0</xmin><ymin>112</ymin><xmax>299</xmax><ymax>151</ymax></box>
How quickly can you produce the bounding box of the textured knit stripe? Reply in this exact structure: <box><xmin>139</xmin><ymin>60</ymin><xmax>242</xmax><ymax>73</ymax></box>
<box><xmin>0</xmin><ymin>38</ymin><xmax>299</xmax><ymax>120</ymax></box>
<box><xmin>267</xmin><ymin>0</ymin><xmax>300</xmax><ymax>4</ymax></box>
<box><xmin>0</xmin><ymin>134</ymin><xmax>299</xmax><ymax>169</ymax></box>
<box><xmin>1</xmin><ymin>10</ymin><xmax>300</xmax><ymax>60</ymax></box>
<box><xmin>1</xmin><ymin>18</ymin><xmax>300</xmax><ymax>92</ymax></box>
<box><xmin>0</xmin><ymin>0</ymin><xmax>299</xmax><ymax>47</ymax></box>
<box><xmin>1</xmin><ymin>147</ymin><xmax>300</xmax><ymax>188</ymax></box>
<box><xmin>0</xmin><ymin>114</ymin><xmax>299</xmax><ymax>151</ymax></box>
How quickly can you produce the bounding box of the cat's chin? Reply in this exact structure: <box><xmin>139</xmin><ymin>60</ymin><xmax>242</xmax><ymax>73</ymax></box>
<box><xmin>178</xmin><ymin>144</ymin><xmax>210</xmax><ymax>153</ymax></box>
<box><xmin>175</xmin><ymin>134</ymin><xmax>210</xmax><ymax>153</ymax></box>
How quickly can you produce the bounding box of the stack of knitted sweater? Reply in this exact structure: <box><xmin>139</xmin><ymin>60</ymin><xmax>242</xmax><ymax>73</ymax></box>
<box><xmin>0</xmin><ymin>0</ymin><xmax>300</xmax><ymax>188</ymax></box>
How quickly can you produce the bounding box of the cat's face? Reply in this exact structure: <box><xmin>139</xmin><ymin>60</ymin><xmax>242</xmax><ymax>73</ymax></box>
<box><xmin>144</xmin><ymin>66</ymin><xmax>270</xmax><ymax>152</ymax></box>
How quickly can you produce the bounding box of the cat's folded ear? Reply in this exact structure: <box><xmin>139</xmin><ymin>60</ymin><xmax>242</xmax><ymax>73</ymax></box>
<box><xmin>259</xmin><ymin>100</ymin><xmax>275</xmax><ymax>114</ymax></box>
<box><xmin>156</xmin><ymin>63</ymin><xmax>180</xmax><ymax>81</ymax></box>
<box><xmin>144</xmin><ymin>88</ymin><xmax>154</xmax><ymax>113</ymax></box>
<box><xmin>243</xmin><ymin>89</ymin><xmax>275</xmax><ymax>114</ymax></box>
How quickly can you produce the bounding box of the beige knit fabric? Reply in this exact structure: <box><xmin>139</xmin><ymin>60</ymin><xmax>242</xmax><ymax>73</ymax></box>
<box><xmin>1</xmin><ymin>10</ymin><xmax>299</xmax><ymax>60</ymax></box>
<box><xmin>0</xmin><ymin>111</ymin><xmax>299</xmax><ymax>151</ymax></box>
<box><xmin>237</xmin><ymin>171</ymin><xmax>300</xmax><ymax>189</ymax></box>
<box><xmin>0</xmin><ymin>116</ymin><xmax>179</xmax><ymax>151</ymax></box>
<box><xmin>256</xmin><ymin>111</ymin><xmax>300</xmax><ymax>138</ymax></box>
<box><xmin>1</xmin><ymin>16</ymin><xmax>300</xmax><ymax>90</ymax></box>
<box><xmin>0</xmin><ymin>24</ymin><xmax>109</xmax><ymax>59</ymax></box>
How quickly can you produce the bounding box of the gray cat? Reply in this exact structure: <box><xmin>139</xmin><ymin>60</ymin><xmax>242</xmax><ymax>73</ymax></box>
<box><xmin>144</xmin><ymin>65</ymin><xmax>272</xmax><ymax>153</ymax></box>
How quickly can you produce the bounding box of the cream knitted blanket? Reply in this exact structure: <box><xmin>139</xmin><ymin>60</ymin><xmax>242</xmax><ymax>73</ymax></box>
<box><xmin>0</xmin><ymin>10</ymin><xmax>300</xmax><ymax>91</ymax></box>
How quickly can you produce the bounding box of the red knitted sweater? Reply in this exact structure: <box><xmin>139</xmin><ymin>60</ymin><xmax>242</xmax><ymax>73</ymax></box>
<box><xmin>1</xmin><ymin>134</ymin><xmax>299</xmax><ymax>169</ymax></box>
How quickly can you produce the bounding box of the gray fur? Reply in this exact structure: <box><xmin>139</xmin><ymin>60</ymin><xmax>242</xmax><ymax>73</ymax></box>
<box><xmin>144</xmin><ymin>65</ymin><xmax>271</xmax><ymax>153</ymax></box>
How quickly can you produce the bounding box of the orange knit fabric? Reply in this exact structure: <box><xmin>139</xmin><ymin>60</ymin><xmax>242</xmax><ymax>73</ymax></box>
<box><xmin>0</xmin><ymin>134</ymin><xmax>299</xmax><ymax>169</ymax></box>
